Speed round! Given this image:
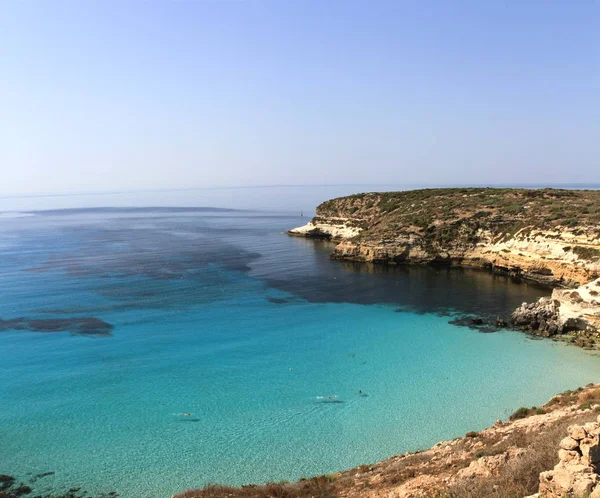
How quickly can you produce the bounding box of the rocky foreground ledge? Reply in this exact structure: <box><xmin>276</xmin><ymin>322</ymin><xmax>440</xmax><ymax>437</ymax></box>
<box><xmin>175</xmin><ymin>385</ymin><xmax>600</xmax><ymax>498</ymax></box>
<box><xmin>288</xmin><ymin>188</ymin><xmax>600</xmax><ymax>288</ymax></box>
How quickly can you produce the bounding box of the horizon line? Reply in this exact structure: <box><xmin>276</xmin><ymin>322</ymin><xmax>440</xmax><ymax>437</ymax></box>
<box><xmin>1</xmin><ymin>182</ymin><xmax>600</xmax><ymax>200</ymax></box>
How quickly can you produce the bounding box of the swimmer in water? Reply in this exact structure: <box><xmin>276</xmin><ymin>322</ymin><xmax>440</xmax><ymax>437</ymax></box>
<box><xmin>328</xmin><ymin>395</ymin><xmax>337</xmax><ymax>400</ymax></box>
<box><xmin>358</xmin><ymin>390</ymin><xmax>362</xmax><ymax>395</ymax></box>
<box><xmin>180</xmin><ymin>413</ymin><xmax>192</xmax><ymax>417</ymax></box>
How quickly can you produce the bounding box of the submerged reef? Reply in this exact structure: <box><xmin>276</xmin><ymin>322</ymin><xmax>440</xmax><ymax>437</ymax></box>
<box><xmin>0</xmin><ymin>317</ymin><xmax>114</xmax><ymax>336</ymax></box>
<box><xmin>0</xmin><ymin>472</ymin><xmax>118</xmax><ymax>498</ymax></box>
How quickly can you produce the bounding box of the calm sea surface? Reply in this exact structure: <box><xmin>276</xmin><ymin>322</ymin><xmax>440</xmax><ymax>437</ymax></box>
<box><xmin>1</xmin><ymin>186</ymin><xmax>600</xmax><ymax>497</ymax></box>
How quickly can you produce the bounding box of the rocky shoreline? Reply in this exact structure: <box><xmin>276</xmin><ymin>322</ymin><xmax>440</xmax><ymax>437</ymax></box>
<box><xmin>511</xmin><ymin>278</ymin><xmax>600</xmax><ymax>349</ymax></box>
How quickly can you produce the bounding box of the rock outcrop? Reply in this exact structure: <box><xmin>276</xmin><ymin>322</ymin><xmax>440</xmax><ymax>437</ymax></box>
<box><xmin>535</xmin><ymin>418</ymin><xmax>600</xmax><ymax>498</ymax></box>
<box><xmin>287</xmin><ymin>216</ymin><xmax>362</xmax><ymax>240</ymax></box>
<box><xmin>288</xmin><ymin>188</ymin><xmax>600</xmax><ymax>288</ymax></box>
<box><xmin>511</xmin><ymin>278</ymin><xmax>600</xmax><ymax>348</ymax></box>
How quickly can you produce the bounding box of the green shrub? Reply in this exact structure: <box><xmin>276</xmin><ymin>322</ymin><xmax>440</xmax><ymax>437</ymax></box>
<box><xmin>510</xmin><ymin>407</ymin><xmax>531</xmax><ymax>420</ymax></box>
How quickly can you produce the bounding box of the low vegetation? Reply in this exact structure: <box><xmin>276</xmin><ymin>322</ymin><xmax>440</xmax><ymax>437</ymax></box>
<box><xmin>438</xmin><ymin>412</ymin><xmax>594</xmax><ymax>498</ymax></box>
<box><xmin>316</xmin><ymin>188</ymin><xmax>600</xmax><ymax>243</ymax></box>
<box><xmin>175</xmin><ymin>477</ymin><xmax>337</xmax><ymax>498</ymax></box>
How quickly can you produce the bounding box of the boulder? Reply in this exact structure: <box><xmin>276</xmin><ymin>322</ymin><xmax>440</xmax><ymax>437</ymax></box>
<box><xmin>559</xmin><ymin>437</ymin><xmax>579</xmax><ymax>451</ymax></box>
<box><xmin>558</xmin><ymin>449</ymin><xmax>580</xmax><ymax>464</ymax></box>
<box><xmin>538</xmin><ymin>420</ymin><xmax>600</xmax><ymax>497</ymax></box>
<box><xmin>569</xmin><ymin>425</ymin><xmax>588</xmax><ymax>440</ymax></box>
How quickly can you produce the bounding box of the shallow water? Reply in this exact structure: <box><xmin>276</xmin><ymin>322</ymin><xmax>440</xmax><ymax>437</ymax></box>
<box><xmin>1</xmin><ymin>206</ymin><xmax>599</xmax><ymax>497</ymax></box>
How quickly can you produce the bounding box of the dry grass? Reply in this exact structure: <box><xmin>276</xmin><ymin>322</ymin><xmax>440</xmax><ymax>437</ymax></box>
<box><xmin>174</xmin><ymin>476</ymin><xmax>337</xmax><ymax>498</ymax></box>
<box><xmin>438</xmin><ymin>412</ymin><xmax>596</xmax><ymax>498</ymax></box>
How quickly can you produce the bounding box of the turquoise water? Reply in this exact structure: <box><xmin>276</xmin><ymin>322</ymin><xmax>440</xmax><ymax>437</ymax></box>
<box><xmin>1</xmin><ymin>206</ymin><xmax>600</xmax><ymax>497</ymax></box>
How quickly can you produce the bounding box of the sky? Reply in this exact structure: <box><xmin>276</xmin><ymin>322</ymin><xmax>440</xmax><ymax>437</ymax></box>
<box><xmin>0</xmin><ymin>0</ymin><xmax>598</xmax><ymax>196</ymax></box>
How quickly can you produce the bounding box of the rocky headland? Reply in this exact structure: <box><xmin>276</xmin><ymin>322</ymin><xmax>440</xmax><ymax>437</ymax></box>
<box><xmin>289</xmin><ymin>188</ymin><xmax>600</xmax><ymax>287</ymax></box>
<box><xmin>289</xmin><ymin>188</ymin><xmax>600</xmax><ymax>347</ymax></box>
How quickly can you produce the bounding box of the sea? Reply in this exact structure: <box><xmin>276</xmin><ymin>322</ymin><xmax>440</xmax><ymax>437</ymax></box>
<box><xmin>1</xmin><ymin>185</ymin><xmax>600</xmax><ymax>497</ymax></box>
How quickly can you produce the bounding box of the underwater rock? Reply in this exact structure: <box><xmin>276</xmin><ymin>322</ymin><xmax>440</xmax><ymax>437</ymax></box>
<box><xmin>0</xmin><ymin>317</ymin><xmax>114</xmax><ymax>337</ymax></box>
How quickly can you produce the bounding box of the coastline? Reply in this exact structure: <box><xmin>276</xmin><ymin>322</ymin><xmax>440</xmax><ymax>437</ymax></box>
<box><xmin>171</xmin><ymin>190</ymin><xmax>600</xmax><ymax>497</ymax></box>
<box><xmin>2</xmin><ymin>194</ymin><xmax>592</xmax><ymax>496</ymax></box>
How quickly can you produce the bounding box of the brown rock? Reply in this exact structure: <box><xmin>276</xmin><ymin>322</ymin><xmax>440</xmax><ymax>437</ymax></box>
<box><xmin>560</xmin><ymin>436</ymin><xmax>580</xmax><ymax>451</ymax></box>
<box><xmin>569</xmin><ymin>425</ymin><xmax>588</xmax><ymax>440</ymax></box>
<box><xmin>572</xmin><ymin>474</ymin><xmax>597</xmax><ymax>496</ymax></box>
<box><xmin>548</xmin><ymin>468</ymin><xmax>574</xmax><ymax>492</ymax></box>
<box><xmin>558</xmin><ymin>449</ymin><xmax>580</xmax><ymax>464</ymax></box>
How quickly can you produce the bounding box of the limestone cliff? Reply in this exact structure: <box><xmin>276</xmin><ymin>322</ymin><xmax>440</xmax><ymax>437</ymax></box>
<box><xmin>289</xmin><ymin>188</ymin><xmax>600</xmax><ymax>288</ymax></box>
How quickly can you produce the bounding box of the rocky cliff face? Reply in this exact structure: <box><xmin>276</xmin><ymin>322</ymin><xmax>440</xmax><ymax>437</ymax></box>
<box><xmin>289</xmin><ymin>188</ymin><xmax>600</xmax><ymax>288</ymax></box>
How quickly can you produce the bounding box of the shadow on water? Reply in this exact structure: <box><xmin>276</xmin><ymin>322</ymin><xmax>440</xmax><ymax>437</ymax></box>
<box><xmin>266</xmin><ymin>252</ymin><xmax>549</xmax><ymax>322</ymax></box>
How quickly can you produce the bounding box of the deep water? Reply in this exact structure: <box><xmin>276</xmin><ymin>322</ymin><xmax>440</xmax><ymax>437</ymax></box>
<box><xmin>1</xmin><ymin>205</ymin><xmax>600</xmax><ymax>497</ymax></box>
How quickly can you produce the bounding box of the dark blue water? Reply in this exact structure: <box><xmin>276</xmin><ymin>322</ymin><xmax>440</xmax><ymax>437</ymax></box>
<box><xmin>1</xmin><ymin>198</ymin><xmax>599</xmax><ymax>497</ymax></box>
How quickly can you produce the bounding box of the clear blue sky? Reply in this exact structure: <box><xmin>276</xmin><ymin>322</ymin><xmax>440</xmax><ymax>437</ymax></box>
<box><xmin>0</xmin><ymin>0</ymin><xmax>598</xmax><ymax>195</ymax></box>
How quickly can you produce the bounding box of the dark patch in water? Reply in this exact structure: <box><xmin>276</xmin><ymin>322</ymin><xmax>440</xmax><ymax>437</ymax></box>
<box><xmin>0</xmin><ymin>317</ymin><xmax>114</xmax><ymax>336</ymax></box>
<box><xmin>267</xmin><ymin>297</ymin><xmax>288</xmax><ymax>304</ymax></box>
<box><xmin>177</xmin><ymin>418</ymin><xmax>202</xmax><ymax>423</ymax></box>
<box><xmin>36</xmin><ymin>303</ymin><xmax>142</xmax><ymax>314</ymax></box>
<box><xmin>448</xmin><ymin>315</ymin><xmax>499</xmax><ymax>333</ymax></box>
<box><xmin>266</xmin><ymin>250</ymin><xmax>548</xmax><ymax>326</ymax></box>
<box><xmin>29</xmin><ymin>472</ymin><xmax>55</xmax><ymax>484</ymax></box>
<box><xmin>0</xmin><ymin>472</ymin><xmax>119</xmax><ymax>497</ymax></box>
